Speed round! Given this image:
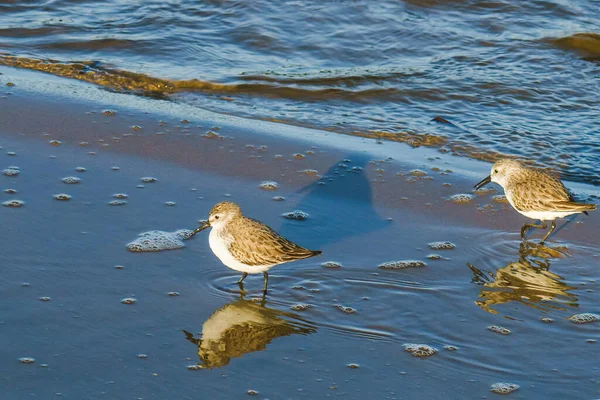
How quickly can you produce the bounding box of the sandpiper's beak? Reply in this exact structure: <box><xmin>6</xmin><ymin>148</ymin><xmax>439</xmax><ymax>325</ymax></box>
<box><xmin>190</xmin><ymin>220</ymin><xmax>210</xmax><ymax>236</ymax></box>
<box><xmin>474</xmin><ymin>175</ymin><xmax>491</xmax><ymax>190</ymax></box>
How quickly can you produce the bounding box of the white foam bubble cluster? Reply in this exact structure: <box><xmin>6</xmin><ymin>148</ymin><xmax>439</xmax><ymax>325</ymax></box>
<box><xmin>141</xmin><ymin>177</ymin><xmax>157</xmax><ymax>183</ymax></box>
<box><xmin>259</xmin><ymin>181</ymin><xmax>279</xmax><ymax>190</ymax></box>
<box><xmin>448</xmin><ymin>194</ymin><xmax>474</xmax><ymax>204</ymax></box>
<box><xmin>403</xmin><ymin>344</ymin><xmax>438</xmax><ymax>357</ymax></box>
<box><xmin>488</xmin><ymin>325</ymin><xmax>511</xmax><ymax>335</ymax></box>
<box><xmin>3</xmin><ymin>167</ymin><xmax>19</xmax><ymax>176</ymax></box>
<box><xmin>53</xmin><ymin>194</ymin><xmax>72</xmax><ymax>201</ymax></box>
<box><xmin>108</xmin><ymin>200</ymin><xmax>127</xmax><ymax>206</ymax></box>
<box><xmin>334</xmin><ymin>304</ymin><xmax>356</xmax><ymax>314</ymax></box>
<box><xmin>428</xmin><ymin>241</ymin><xmax>456</xmax><ymax>250</ymax></box>
<box><xmin>62</xmin><ymin>176</ymin><xmax>81</xmax><ymax>184</ymax></box>
<box><xmin>3</xmin><ymin>199</ymin><xmax>24</xmax><ymax>207</ymax></box>
<box><xmin>321</xmin><ymin>261</ymin><xmax>343</xmax><ymax>269</ymax></box>
<box><xmin>378</xmin><ymin>260</ymin><xmax>426</xmax><ymax>269</ymax></box>
<box><xmin>569</xmin><ymin>313</ymin><xmax>599</xmax><ymax>324</ymax></box>
<box><xmin>282</xmin><ymin>210</ymin><xmax>309</xmax><ymax>220</ymax></box>
<box><xmin>290</xmin><ymin>304</ymin><xmax>313</xmax><ymax>311</ymax></box>
<box><xmin>127</xmin><ymin>229</ymin><xmax>194</xmax><ymax>252</ymax></box>
<box><xmin>490</xmin><ymin>383</ymin><xmax>520</xmax><ymax>395</ymax></box>
<box><xmin>409</xmin><ymin>169</ymin><xmax>427</xmax><ymax>176</ymax></box>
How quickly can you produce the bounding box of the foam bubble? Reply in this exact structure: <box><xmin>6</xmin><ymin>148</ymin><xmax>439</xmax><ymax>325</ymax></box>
<box><xmin>62</xmin><ymin>176</ymin><xmax>81</xmax><ymax>184</ymax></box>
<box><xmin>541</xmin><ymin>317</ymin><xmax>554</xmax><ymax>323</ymax></box>
<box><xmin>409</xmin><ymin>169</ymin><xmax>427</xmax><ymax>176</ymax></box>
<box><xmin>75</xmin><ymin>167</ymin><xmax>86</xmax><ymax>172</ymax></box>
<box><xmin>403</xmin><ymin>344</ymin><xmax>438</xmax><ymax>357</ymax></box>
<box><xmin>3</xmin><ymin>199</ymin><xmax>24</xmax><ymax>207</ymax></box>
<box><xmin>490</xmin><ymin>383</ymin><xmax>519</xmax><ymax>395</ymax></box>
<box><xmin>108</xmin><ymin>200</ymin><xmax>127</xmax><ymax>206</ymax></box>
<box><xmin>165</xmin><ymin>201</ymin><xmax>176</xmax><ymax>206</ymax></box>
<box><xmin>426</xmin><ymin>254</ymin><xmax>442</xmax><ymax>260</ymax></box>
<box><xmin>488</xmin><ymin>325</ymin><xmax>511</xmax><ymax>335</ymax></box>
<box><xmin>3</xmin><ymin>168</ymin><xmax>19</xmax><ymax>176</ymax></box>
<box><xmin>19</xmin><ymin>357</ymin><xmax>35</xmax><ymax>364</ymax></box>
<box><xmin>346</xmin><ymin>363</ymin><xmax>360</xmax><ymax>369</ymax></box>
<box><xmin>141</xmin><ymin>177</ymin><xmax>157</xmax><ymax>183</ymax></box>
<box><xmin>444</xmin><ymin>345</ymin><xmax>458</xmax><ymax>351</ymax></box>
<box><xmin>493</xmin><ymin>195</ymin><xmax>508</xmax><ymax>203</ymax></box>
<box><xmin>4</xmin><ymin>188</ymin><xmax>17</xmax><ymax>194</ymax></box>
<box><xmin>103</xmin><ymin>110</ymin><xmax>116</xmax><ymax>116</ymax></box>
<box><xmin>259</xmin><ymin>181</ymin><xmax>278</xmax><ymax>191</ymax></box>
<box><xmin>53</xmin><ymin>194</ymin><xmax>72</xmax><ymax>201</ymax></box>
<box><xmin>7</xmin><ymin>151</ymin><xmax>16</xmax><ymax>156</ymax></box>
<box><xmin>321</xmin><ymin>261</ymin><xmax>342</xmax><ymax>269</ymax></box>
<box><xmin>378</xmin><ymin>260</ymin><xmax>426</xmax><ymax>269</ymax></box>
<box><xmin>127</xmin><ymin>229</ymin><xmax>194</xmax><ymax>252</ymax></box>
<box><xmin>293</xmin><ymin>153</ymin><xmax>305</xmax><ymax>159</ymax></box>
<box><xmin>448</xmin><ymin>194</ymin><xmax>474</xmax><ymax>204</ymax></box>
<box><xmin>291</xmin><ymin>304</ymin><xmax>313</xmax><ymax>311</ymax></box>
<box><xmin>473</xmin><ymin>187</ymin><xmax>496</xmax><ymax>195</ymax></box>
<box><xmin>247</xmin><ymin>390</ymin><xmax>259</xmax><ymax>396</ymax></box>
<box><xmin>39</xmin><ymin>297</ymin><xmax>51</xmax><ymax>302</ymax></box>
<box><xmin>334</xmin><ymin>304</ymin><xmax>356</xmax><ymax>314</ymax></box>
<box><xmin>49</xmin><ymin>140</ymin><xmax>61</xmax><ymax>146</ymax></box>
<box><xmin>272</xmin><ymin>196</ymin><xmax>285</xmax><ymax>201</ymax></box>
<box><xmin>113</xmin><ymin>193</ymin><xmax>128</xmax><ymax>199</ymax></box>
<box><xmin>187</xmin><ymin>365</ymin><xmax>202</xmax><ymax>370</ymax></box>
<box><xmin>428</xmin><ymin>241</ymin><xmax>456</xmax><ymax>250</ymax></box>
<box><xmin>299</xmin><ymin>169</ymin><xmax>318</xmax><ymax>176</ymax></box>
<box><xmin>282</xmin><ymin>210</ymin><xmax>309</xmax><ymax>220</ymax></box>
<box><xmin>111</xmin><ymin>166</ymin><xmax>120</xmax><ymax>171</ymax></box>
<box><xmin>137</xmin><ymin>354</ymin><xmax>148</xmax><ymax>359</ymax></box>
<box><xmin>168</xmin><ymin>292</ymin><xmax>180</xmax><ymax>297</ymax></box>
<box><xmin>203</xmin><ymin>130</ymin><xmax>222</xmax><ymax>139</ymax></box>
<box><xmin>569</xmin><ymin>313</ymin><xmax>599</xmax><ymax>324</ymax></box>
<box><xmin>121</xmin><ymin>298</ymin><xmax>136</xmax><ymax>304</ymax></box>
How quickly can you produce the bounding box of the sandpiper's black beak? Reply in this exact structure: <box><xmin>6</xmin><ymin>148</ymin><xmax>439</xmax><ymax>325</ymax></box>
<box><xmin>190</xmin><ymin>220</ymin><xmax>210</xmax><ymax>236</ymax></box>
<box><xmin>474</xmin><ymin>175</ymin><xmax>491</xmax><ymax>190</ymax></box>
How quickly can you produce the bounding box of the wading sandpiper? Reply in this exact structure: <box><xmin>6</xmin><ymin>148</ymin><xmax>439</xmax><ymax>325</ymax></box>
<box><xmin>191</xmin><ymin>202</ymin><xmax>322</xmax><ymax>292</ymax></box>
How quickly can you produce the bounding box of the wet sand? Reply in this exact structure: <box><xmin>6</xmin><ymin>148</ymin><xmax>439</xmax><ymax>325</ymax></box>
<box><xmin>1</xmin><ymin>66</ymin><xmax>599</xmax><ymax>399</ymax></box>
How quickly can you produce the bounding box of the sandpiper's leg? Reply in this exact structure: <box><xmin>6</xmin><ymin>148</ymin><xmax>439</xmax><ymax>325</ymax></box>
<box><xmin>540</xmin><ymin>220</ymin><xmax>557</xmax><ymax>245</ymax></box>
<box><xmin>237</xmin><ymin>272</ymin><xmax>248</xmax><ymax>284</ymax></box>
<box><xmin>520</xmin><ymin>221</ymin><xmax>547</xmax><ymax>240</ymax></box>
<box><xmin>263</xmin><ymin>271</ymin><xmax>269</xmax><ymax>293</ymax></box>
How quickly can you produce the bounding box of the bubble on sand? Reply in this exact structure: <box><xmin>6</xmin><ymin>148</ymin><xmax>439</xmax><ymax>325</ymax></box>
<box><xmin>272</xmin><ymin>196</ymin><xmax>285</xmax><ymax>201</ymax></box>
<box><xmin>426</xmin><ymin>254</ymin><xmax>442</xmax><ymax>260</ymax></box>
<box><xmin>115</xmin><ymin>265</ymin><xmax>124</xmax><ymax>270</ymax></box>
<box><xmin>473</xmin><ymin>186</ymin><xmax>495</xmax><ymax>195</ymax></box>
<box><xmin>127</xmin><ymin>229</ymin><xmax>194</xmax><ymax>252</ymax></box>
<box><xmin>3</xmin><ymin>199</ymin><xmax>24</xmax><ymax>207</ymax></box>
<box><xmin>428</xmin><ymin>241</ymin><xmax>456</xmax><ymax>250</ymax></box>
<box><xmin>113</xmin><ymin>193</ymin><xmax>128</xmax><ymax>199</ymax></box>
<box><xmin>291</xmin><ymin>304</ymin><xmax>313</xmax><ymax>311</ymax></box>
<box><xmin>131</xmin><ymin>125</ymin><xmax>142</xmax><ymax>131</ymax></box>
<box><xmin>282</xmin><ymin>210</ymin><xmax>309</xmax><ymax>220</ymax></box>
<box><xmin>490</xmin><ymin>383</ymin><xmax>519</xmax><ymax>395</ymax></box>
<box><xmin>569</xmin><ymin>313</ymin><xmax>599</xmax><ymax>324</ymax></box>
<box><xmin>75</xmin><ymin>167</ymin><xmax>86</xmax><ymax>172</ymax></box>
<box><xmin>448</xmin><ymin>194</ymin><xmax>474</xmax><ymax>204</ymax></box>
<box><xmin>293</xmin><ymin>153</ymin><xmax>305</xmax><ymax>159</ymax></box>
<box><xmin>321</xmin><ymin>261</ymin><xmax>342</xmax><ymax>269</ymax></box>
<box><xmin>62</xmin><ymin>176</ymin><xmax>81</xmax><ymax>184</ymax></box>
<box><xmin>141</xmin><ymin>177</ymin><xmax>157</xmax><ymax>183</ymax></box>
<box><xmin>80</xmin><ymin>142</ymin><xmax>88</xmax><ymax>147</ymax></box>
<box><xmin>259</xmin><ymin>181</ymin><xmax>278</xmax><ymax>191</ymax></box>
<box><xmin>187</xmin><ymin>364</ymin><xmax>202</xmax><ymax>370</ymax></box>
<box><xmin>378</xmin><ymin>260</ymin><xmax>426</xmax><ymax>269</ymax></box>
<box><xmin>444</xmin><ymin>345</ymin><xmax>458</xmax><ymax>351</ymax></box>
<box><xmin>6</xmin><ymin>82</ymin><xmax>15</xmax><ymax>87</ymax></box>
<box><xmin>53</xmin><ymin>194</ymin><xmax>72</xmax><ymax>201</ymax></box>
<box><xmin>103</xmin><ymin>110</ymin><xmax>116</xmax><ymax>116</ymax></box>
<box><xmin>541</xmin><ymin>317</ymin><xmax>554</xmax><ymax>323</ymax></box>
<box><xmin>19</xmin><ymin>357</ymin><xmax>35</xmax><ymax>364</ymax></box>
<box><xmin>121</xmin><ymin>298</ymin><xmax>136</xmax><ymax>305</ymax></box>
<box><xmin>4</xmin><ymin>188</ymin><xmax>17</xmax><ymax>194</ymax></box>
<box><xmin>137</xmin><ymin>354</ymin><xmax>148</xmax><ymax>359</ymax></box>
<box><xmin>165</xmin><ymin>201</ymin><xmax>176</xmax><ymax>206</ymax></box>
<box><xmin>108</xmin><ymin>200</ymin><xmax>127</xmax><ymax>206</ymax></box>
<box><xmin>49</xmin><ymin>140</ymin><xmax>61</xmax><ymax>146</ymax></box>
<box><xmin>299</xmin><ymin>169</ymin><xmax>318</xmax><ymax>176</ymax></box>
<box><xmin>168</xmin><ymin>292</ymin><xmax>180</xmax><ymax>297</ymax></box>
<box><xmin>493</xmin><ymin>195</ymin><xmax>508</xmax><ymax>203</ymax></box>
<box><xmin>7</xmin><ymin>151</ymin><xmax>16</xmax><ymax>156</ymax></box>
<box><xmin>247</xmin><ymin>389</ymin><xmax>259</xmax><ymax>396</ymax></box>
<box><xmin>39</xmin><ymin>297</ymin><xmax>51</xmax><ymax>302</ymax></box>
<box><xmin>3</xmin><ymin>168</ymin><xmax>19</xmax><ymax>176</ymax></box>
<box><xmin>202</xmin><ymin>130</ymin><xmax>222</xmax><ymax>139</ymax></box>
<box><xmin>488</xmin><ymin>325</ymin><xmax>511</xmax><ymax>335</ymax></box>
<box><xmin>111</xmin><ymin>166</ymin><xmax>120</xmax><ymax>171</ymax></box>
<box><xmin>346</xmin><ymin>363</ymin><xmax>360</xmax><ymax>369</ymax></box>
<box><xmin>334</xmin><ymin>305</ymin><xmax>356</xmax><ymax>314</ymax></box>
<box><xmin>409</xmin><ymin>169</ymin><xmax>427</xmax><ymax>176</ymax></box>
<box><xmin>403</xmin><ymin>344</ymin><xmax>437</xmax><ymax>358</ymax></box>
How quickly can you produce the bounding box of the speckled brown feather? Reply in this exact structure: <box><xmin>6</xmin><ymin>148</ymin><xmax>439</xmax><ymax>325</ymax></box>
<box><xmin>507</xmin><ymin>168</ymin><xmax>596</xmax><ymax>213</ymax></box>
<box><xmin>223</xmin><ymin>216</ymin><xmax>321</xmax><ymax>266</ymax></box>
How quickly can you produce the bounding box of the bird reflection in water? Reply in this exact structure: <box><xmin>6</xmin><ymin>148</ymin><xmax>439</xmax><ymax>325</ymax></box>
<box><xmin>468</xmin><ymin>241</ymin><xmax>578</xmax><ymax>314</ymax></box>
<box><xmin>182</xmin><ymin>295</ymin><xmax>316</xmax><ymax>369</ymax></box>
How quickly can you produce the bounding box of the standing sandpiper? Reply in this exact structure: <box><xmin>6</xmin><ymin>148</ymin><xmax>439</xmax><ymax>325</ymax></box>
<box><xmin>191</xmin><ymin>202</ymin><xmax>322</xmax><ymax>292</ymax></box>
<box><xmin>475</xmin><ymin>159</ymin><xmax>596</xmax><ymax>244</ymax></box>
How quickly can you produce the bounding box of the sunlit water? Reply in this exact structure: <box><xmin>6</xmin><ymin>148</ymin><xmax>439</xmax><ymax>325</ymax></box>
<box><xmin>1</xmin><ymin>0</ymin><xmax>600</xmax><ymax>184</ymax></box>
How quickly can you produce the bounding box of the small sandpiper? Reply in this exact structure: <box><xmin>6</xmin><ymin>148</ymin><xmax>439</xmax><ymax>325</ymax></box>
<box><xmin>191</xmin><ymin>202</ymin><xmax>322</xmax><ymax>292</ymax></box>
<box><xmin>475</xmin><ymin>159</ymin><xmax>596</xmax><ymax>244</ymax></box>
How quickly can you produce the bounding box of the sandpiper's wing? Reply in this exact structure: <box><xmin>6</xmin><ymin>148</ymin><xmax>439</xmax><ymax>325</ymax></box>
<box><xmin>510</xmin><ymin>171</ymin><xmax>596</xmax><ymax>213</ymax></box>
<box><xmin>227</xmin><ymin>217</ymin><xmax>321</xmax><ymax>266</ymax></box>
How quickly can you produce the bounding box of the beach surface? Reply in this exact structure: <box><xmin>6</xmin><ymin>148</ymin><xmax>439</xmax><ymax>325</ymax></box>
<box><xmin>1</xmin><ymin>66</ymin><xmax>599</xmax><ymax>399</ymax></box>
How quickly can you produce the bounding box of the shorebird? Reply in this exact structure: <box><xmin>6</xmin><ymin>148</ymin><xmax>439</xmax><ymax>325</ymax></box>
<box><xmin>474</xmin><ymin>159</ymin><xmax>596</xmax><ymax>244</ymax></box>
<box><xmin>191</xmin><ymin>202</ymin><xmax>322</xmax><ymax>291</ymax></box>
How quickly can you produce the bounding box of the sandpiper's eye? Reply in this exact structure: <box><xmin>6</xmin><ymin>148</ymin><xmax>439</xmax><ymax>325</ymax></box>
<box><xmin>215</xmin><ymin>215</ymin><xmax>220</xmax><ymax>220</ymax></box>
<box><xmin>494</xmin><ymin>169</ymin><xmax>498</xmax><ymax>174</ymax></box>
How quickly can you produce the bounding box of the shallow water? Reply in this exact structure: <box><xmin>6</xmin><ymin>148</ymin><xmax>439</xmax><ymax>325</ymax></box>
<box><xmin>1</xmin><ymin>0</ymin><xmax>600</xmax><ymax>184</ymax></box>
<box><xmin>0</xmin><ymin>92</ymin><xmax>599</xmax><ymax>398</ymax></box>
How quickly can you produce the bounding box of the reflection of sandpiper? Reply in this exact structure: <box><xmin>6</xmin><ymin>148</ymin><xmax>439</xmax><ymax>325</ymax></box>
<box><xmin>183</xmin><ymin>296</ymin><xmax>316</xmax><ymax>369</ymax></box>
<box><xmin>191</xmin><ymin>202</ymin><xmax>322</xmax><ymax>292</ymax></box>
<box><xmin>475</xmin><ymin>159</ymin><xmax>595</xmax><ymax>244</ymax></box>
<box><xmin>468</xmin><ymin>242</ymin><xmax>578</xmax><ymax>314</ymax></box>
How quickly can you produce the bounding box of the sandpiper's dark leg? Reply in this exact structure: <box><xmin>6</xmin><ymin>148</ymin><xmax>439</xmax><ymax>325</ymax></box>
<box><xmin>540</xmin><ymin>220</ymin><xmax>557</xmax><ymax>245</ymax></box>
<box><xmin>237</xmin><ymin>272</ymin><xmax>248</xmax><ymax>284</ymax></box>
<box><xmin>520</xmin><ymin>221</ymin><xmax>547</xmax><ymax>240</ymax></box>
<box><xmin>263</xmin><ymin>271</ymin><xmax>269</xmax><ymax>293</ymax></box>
